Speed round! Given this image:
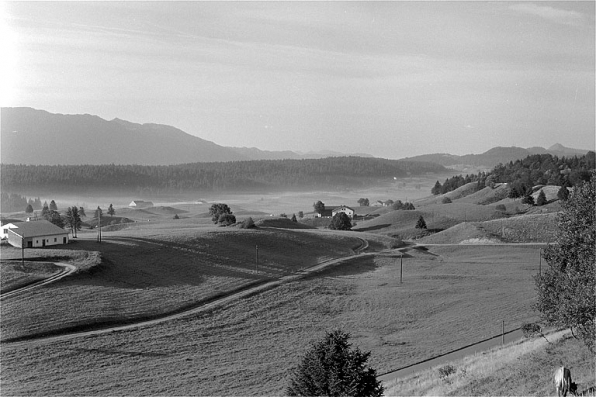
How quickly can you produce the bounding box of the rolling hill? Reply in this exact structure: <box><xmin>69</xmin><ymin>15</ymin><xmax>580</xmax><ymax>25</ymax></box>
<box><xmin>403</xmin><ymin>145</ymin><xmax>591</xmax><ymax>170</ymax></box>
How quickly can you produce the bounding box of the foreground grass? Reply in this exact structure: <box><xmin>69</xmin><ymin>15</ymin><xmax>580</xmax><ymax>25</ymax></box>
<box><xmin>384</xmin><ymin>330</ymin><xmax>596</xmax><ymax>396</ymax></box>
<box><xmin>1</xmin><ymin>244</ymin><xmax>542</xmax><ymax>395</ymax></box>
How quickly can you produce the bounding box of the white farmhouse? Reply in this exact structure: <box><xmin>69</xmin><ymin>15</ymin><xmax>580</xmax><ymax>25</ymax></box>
<box><xmin>6</xmin><ymin>220</ymin><xmax>69</xmax><ymax>248</ymax></box>
<box><xmin>332</xmin><ymin>205</ymin><xmax>356</xmax><ymax>219</ymax></box>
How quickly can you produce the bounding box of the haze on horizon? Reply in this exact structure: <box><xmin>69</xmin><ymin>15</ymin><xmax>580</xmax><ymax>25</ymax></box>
<box><xmin>1</xmin><ymin>1</ymin><xmax>594</xmax><ymax>159</ymax></box>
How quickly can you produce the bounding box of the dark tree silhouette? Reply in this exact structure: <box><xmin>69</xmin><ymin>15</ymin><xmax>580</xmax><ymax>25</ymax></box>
<box><xmin>107</xmin><ymin>204</ymin><xmax>115</xmax><ymax>217</ymax></box>
<box><xmin>287</xmin><ymin>330</ymin><xmax>383</xmax><ymax>397</ymax></box>
<box><xmin>329</xmin><ymin>212</ymin><xmax>352</xmax><ymax>230</ymax></box>
<box><xmin>209</xmin><ymin>203</ymin><xmax>233</xmax><ymax>224</ymax></box>
<box><xmin>313</xmin><ymin>200</ymin><xmax>325</xmax><ymax>215</ymax></box>
<box><xmin>536</xmin><ymin>190</ymin><xmax>547</xmax><ymax>206</ymax></box>
<box><xmin>416</xmin><ymin>215</ymin><xmax>427</xmax><ymax>229</ymax></box>
<box><xmin>25</xmin><ymin>204</ymin><xmax>34</xmax><ymax>214</ymax></box>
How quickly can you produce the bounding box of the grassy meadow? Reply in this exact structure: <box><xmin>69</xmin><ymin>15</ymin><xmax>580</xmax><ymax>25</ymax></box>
<box><xmin>1</xmin><ymin>240</ymin><xmax>544</xmax><ymax>395</ymax></box>
<box><xmin>1</xmin><ymin>180</ymin><xmax>576</xmax><ymax>396</ymax></box>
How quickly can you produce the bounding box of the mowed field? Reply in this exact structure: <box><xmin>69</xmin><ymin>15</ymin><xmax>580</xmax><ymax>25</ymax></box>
<box><xmin>1</xmin><ymin>235</ymin><xmax>543</xmax><ymax>395</ymax></box>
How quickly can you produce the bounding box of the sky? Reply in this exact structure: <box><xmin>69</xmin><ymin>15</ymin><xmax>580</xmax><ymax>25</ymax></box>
<box><xmin>1</xmin><ymin>1</ymin><xmax>594</xmax><ymax>159</ymax></box>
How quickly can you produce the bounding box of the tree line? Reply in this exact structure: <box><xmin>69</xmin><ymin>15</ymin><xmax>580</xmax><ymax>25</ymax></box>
<box><xmin>431</xmin><ymin>152</ymin><xmax>595</xmax><ymax>196</ymax></box>
<box><xmin>1</xmin><ymin>157</ymin><xmax>446</xmax><ymax>194</ymax></box>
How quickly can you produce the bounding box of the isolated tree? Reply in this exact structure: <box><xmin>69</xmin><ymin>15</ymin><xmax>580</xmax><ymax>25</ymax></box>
<box><xmin>431</xmin><ymin>181</ymin><xmax>442</xmax><ymax>195</ymax></box>
<box><xmin>291</xmin><ymin>214</ymin><xmax>298</xmax><ymax>222</ymax></box>
<box><xmin>392</xmin><ymin>200</ymin><xmax>403</xmax><ymax>210</ymax></box>
<box><xmin>534</xmin><ymin>174</ymin><xmax>595</xmax><ymax>352</ymax></box>
<box><xmin>415</xmin><ymin>215</ymin><xmax>427</xmax><ymax>229</ymax></box>
<box><xmin>357</xmin><ymin>198</ymin><xmax>370</xmax><ymax>207</ymax></box>
<box><xmin>25</xmin><ymin>204</ymin><xmax>34</xmax><ymax>214</ymax></box>
<box><xmin>287</xmin><ymin>329</ymin><xmax>383</xmax><ymax>397</ymax></box>
<box><xmin>173</xmin><ymin>213</ymin><xmax>180</xmax><ymax>219</ymax></box>
<box><xmin>79</xmin><ymin>206</ymin><xmax>86</xmax><ymax>218</ymax></box>
<box><xmin>64</xmin><ymin>206</ymin><xmax>81</xmax><ymax>237</ymax></box>
<box><xmin>298</xmin><ymin>211</ymin><xmax>304</xmax><ymax>219</ymax></box>
<box><xmin>329</xmin><ymin>212</ymin><xmax>352</xmax><ymax>231</ymax></box>
<box><xmin>94</xmin><ymin>206</ymin><xmax>103</xmax><ymax>219</ymax></box>
<box><xmin>107</xmin><ymin>204</ymin><xmax>115</xmax><ymax>217</ymax></box>
<box><xmin>536</xmin><ymin>190</ymin><xmax>547</xmax><ymax>206</ymax></box>
<box><xmin>49</xmin><ymin>200</ymin><xmax>58</xmax><ymax>211</ymax></box>
<box><xmin>209</xmin><ymin>203</ymin><xmax>233</xmax><ymax>224</ymax></box>
<box><xmin>557</xmin><ymin>185</ymin><xmax>570</xmax><ymax>201</ymax></box>
<box><xmin>313</xmin><ymin>200</ymin><xmax>325</xmax><ymax>215</ymax></box>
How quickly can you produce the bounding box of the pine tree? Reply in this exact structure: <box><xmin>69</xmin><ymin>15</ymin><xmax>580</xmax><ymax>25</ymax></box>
<box><xmin>25</xmin><ymin>204</ymin><xmax>34</xmax><ymax>214</ymax></box>
<box><xmin>287</xmin><ymin>330</ymin><xmax>383</xmax><ymax>397</ymax></box>
<box><xmin>536</xmin><ymin>190</ymin><xmax>547</xmax><ymax>206</ymax></box>
<box><xmin>415</xmin><ymin>215</ymin><xmax>427</xmax><ymax>229</ymax></box>
<box><xmin>49</xmin><ymin>200</ymin><xmax>58</xmax><ymax>211</ymax></box>
<box><xmin>107</xmin><ymin>204</ymin><xmax>115</xmax><ymax>217</ymax></box>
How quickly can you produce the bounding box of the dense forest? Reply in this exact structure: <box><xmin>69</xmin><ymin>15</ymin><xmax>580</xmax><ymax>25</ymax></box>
<box><xmin>1</xmin><ymin>157</ymin><xmax>446</xmax><ymax>195</ymax></box>
<box><xmin>432</xmin><ymin>152</ymin><xmax>595</xmax><ymax>196</ymax></box>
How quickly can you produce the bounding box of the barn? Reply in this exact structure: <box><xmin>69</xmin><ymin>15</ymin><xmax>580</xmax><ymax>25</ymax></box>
<box><xmin>6</xmin><ymin>220</ymin><xmax>69</xmax><ymax>248</ymax></box>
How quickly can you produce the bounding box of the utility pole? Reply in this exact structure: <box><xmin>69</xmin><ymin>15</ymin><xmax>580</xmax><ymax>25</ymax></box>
<box><xmin>21</xmin><ymin>233</ymin><xmax>25</xmax><ymax>266</ymax></box>
<box><xmin>97</xmin><ymin>206</ymin><xmax>102</xmax><ymax>243</ymax></box>
<box><xmin>400</xmin><ymin>254</ymin><xmax>403</xmax><ymax>284</ymax></box>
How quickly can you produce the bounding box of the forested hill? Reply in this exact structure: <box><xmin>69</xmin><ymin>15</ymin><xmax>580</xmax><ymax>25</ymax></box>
<box><xmin>1</xmin><ymin>157</ymin><xmax>447</xmax><ymax>194</ymax></box>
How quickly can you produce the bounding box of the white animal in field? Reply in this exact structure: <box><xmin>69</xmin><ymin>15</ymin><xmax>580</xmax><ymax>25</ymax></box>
<box><xmin>554</xmin><ymin>366</ymin><xmax>577</xmax><ymax>397</ymax></box>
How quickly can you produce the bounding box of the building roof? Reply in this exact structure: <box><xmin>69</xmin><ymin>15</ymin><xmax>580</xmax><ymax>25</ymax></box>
<box><xmin>8</xmin><ymin>220</ymin><xmax>68</xmax><ymax>237</ymax></box>
<box><xmin>333</xmin><ymin>205</ymin><xmax>355</xmax><ymax>212</ymax></box>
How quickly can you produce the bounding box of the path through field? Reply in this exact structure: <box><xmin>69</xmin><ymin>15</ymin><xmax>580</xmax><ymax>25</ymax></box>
<box><xmin>0</xmin><ymin>262</ymin><xmax>77</xmax><ymax>300</ymax></box>
<box><xmin>3</xmin><ymin>236</ymin><xmax>371</xmax><ymax>347</ymax></box>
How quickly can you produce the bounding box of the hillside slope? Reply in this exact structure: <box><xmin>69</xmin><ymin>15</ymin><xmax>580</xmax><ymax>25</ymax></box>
<box><xmin>1</xmin><ymin>107</ymin><xmax>250</xmax><ymax>165</ymax></box>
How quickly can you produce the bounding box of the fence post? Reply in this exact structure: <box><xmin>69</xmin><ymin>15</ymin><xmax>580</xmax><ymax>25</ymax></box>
<box><xmin>502</xmin><ymin>320</ymin><xmax>505</xmax><ymax>345</ymax></box>
<box><xmin>400</xmin><ymin>255</ymin><xmax>403</xmax><ymax>284</ymax></box>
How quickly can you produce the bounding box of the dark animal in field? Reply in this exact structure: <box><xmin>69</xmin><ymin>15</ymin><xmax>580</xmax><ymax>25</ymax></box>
<box><xmin>554</xmin><ymin>366</ymin><xmax>577</xmax><ymax>396</ymax></box>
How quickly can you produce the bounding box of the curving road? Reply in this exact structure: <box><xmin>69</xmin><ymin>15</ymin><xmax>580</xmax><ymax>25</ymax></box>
<box><xmin>0</xmin><ymin>262</ymin><xmax>77</xmax><ymax>301</ymax></box>
<box><xmin>3</xmin><ymin>237</ymin><xmax>373</xmax><ymax>347</ymax></box>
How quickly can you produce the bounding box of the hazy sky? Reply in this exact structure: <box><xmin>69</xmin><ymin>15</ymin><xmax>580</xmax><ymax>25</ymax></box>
<box><xmin>2</xmin><ymin>1</ymin><xmax>594</xmax><ymax>159</ymax></box>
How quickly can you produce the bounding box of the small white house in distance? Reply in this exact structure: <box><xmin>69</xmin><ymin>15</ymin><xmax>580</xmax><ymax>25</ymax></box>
<box><xmin>129</xmin><ymin>200</ymin><xmax>153</xmax><ymax>208</ymax></box>
<box><xmin>6</xmin><ymin>220</ymin><xmax>69</xmax><ymax>248</ymax></box>
<box><xmin>332</xmin><ymin>205</ymin><xmax>356</xmax><ymax>219</ymax></box>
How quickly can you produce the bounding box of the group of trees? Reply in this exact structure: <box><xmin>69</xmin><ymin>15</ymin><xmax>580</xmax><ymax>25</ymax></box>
<box><xmin>0</xmin><ymin>192</ymin><xmax>43</xmax><ymax>213</ymax></box>
<box><xmin>431</xmin><ymin>153</ymin><xmax>594</xmax><ymax>198</ymax></box>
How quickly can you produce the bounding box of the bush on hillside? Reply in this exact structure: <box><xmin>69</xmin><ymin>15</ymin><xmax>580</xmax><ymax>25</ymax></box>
<box><xmin>442</xmin><ymin>197</ymin><xmax>452</xmax><ymax>204</ymax></box>
<box><xmin>240</xmin><ymin>217</ymin><xmax>256</xmax><ymax>229</ymax></box>
<box><xmin>217</xmin><ymin>213</ymin><xmax>236</xmax><ymax>226</ymax></box>
<box><xmin>416</xmin><ymin>216</ymin><xmax>427</xmax><ymax>229</ymax></box>
<box><xmin>287</xmin><ymin>330</ymin><xmax>383</xmax><ymax>397</ymax></box>
<box><xmin>329</xmin><ymin>212</ymin><xmax>352</xmax><ymax>231</ymax></box>
<box><xmin>535</xmin><ymin>173</ymin><xmax>596</xmax><ymax>352</ymax></box>
<box><xmin>495</xmin><ymin>204</ymin><xmax>506</xmax><ymax>212</ymax></box>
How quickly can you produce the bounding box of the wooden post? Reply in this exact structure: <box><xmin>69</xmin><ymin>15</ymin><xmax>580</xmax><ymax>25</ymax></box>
<box><xmin>255</xmin><ymin>245</ymin><xmax>259</xmax><ymax>274</ymax></box>
<box><xmin>502</xmin><ymin>320</ymin><xmax>505</xmax><ymax>345</ymax></box>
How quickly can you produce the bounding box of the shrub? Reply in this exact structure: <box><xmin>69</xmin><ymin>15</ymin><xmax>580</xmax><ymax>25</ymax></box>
<box><xmin>287</xmin><ymin>330</ymin><xmax>383</xmax><ymax>397</ymax></box>
<box><xmin>415</xmin><ymin>215</ymin><xmax>427</xmax><ymax>229</ymax></box>
<box><xmin>442</xmin><ymin>197</ymin><xmax>452</xmax><ymax>204</ymax></box>
<box><xmin>241</xmin><ymin>217</ymin><xmax>256</xmax><ymax>229</ymax></box>
<box><xmin>217</xmin><ymin>213</ymin><xmax>236</xmax><ymax>226</ymax></box>
<box><xmin>173</xmin><ymin>214</ymin><xmax>179</xmax><ymax>219</ymax></box>
<box><xmin>438</xmin><ymin>365</ymin><xmax>457</xmax><ymax>383</ymax></box>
